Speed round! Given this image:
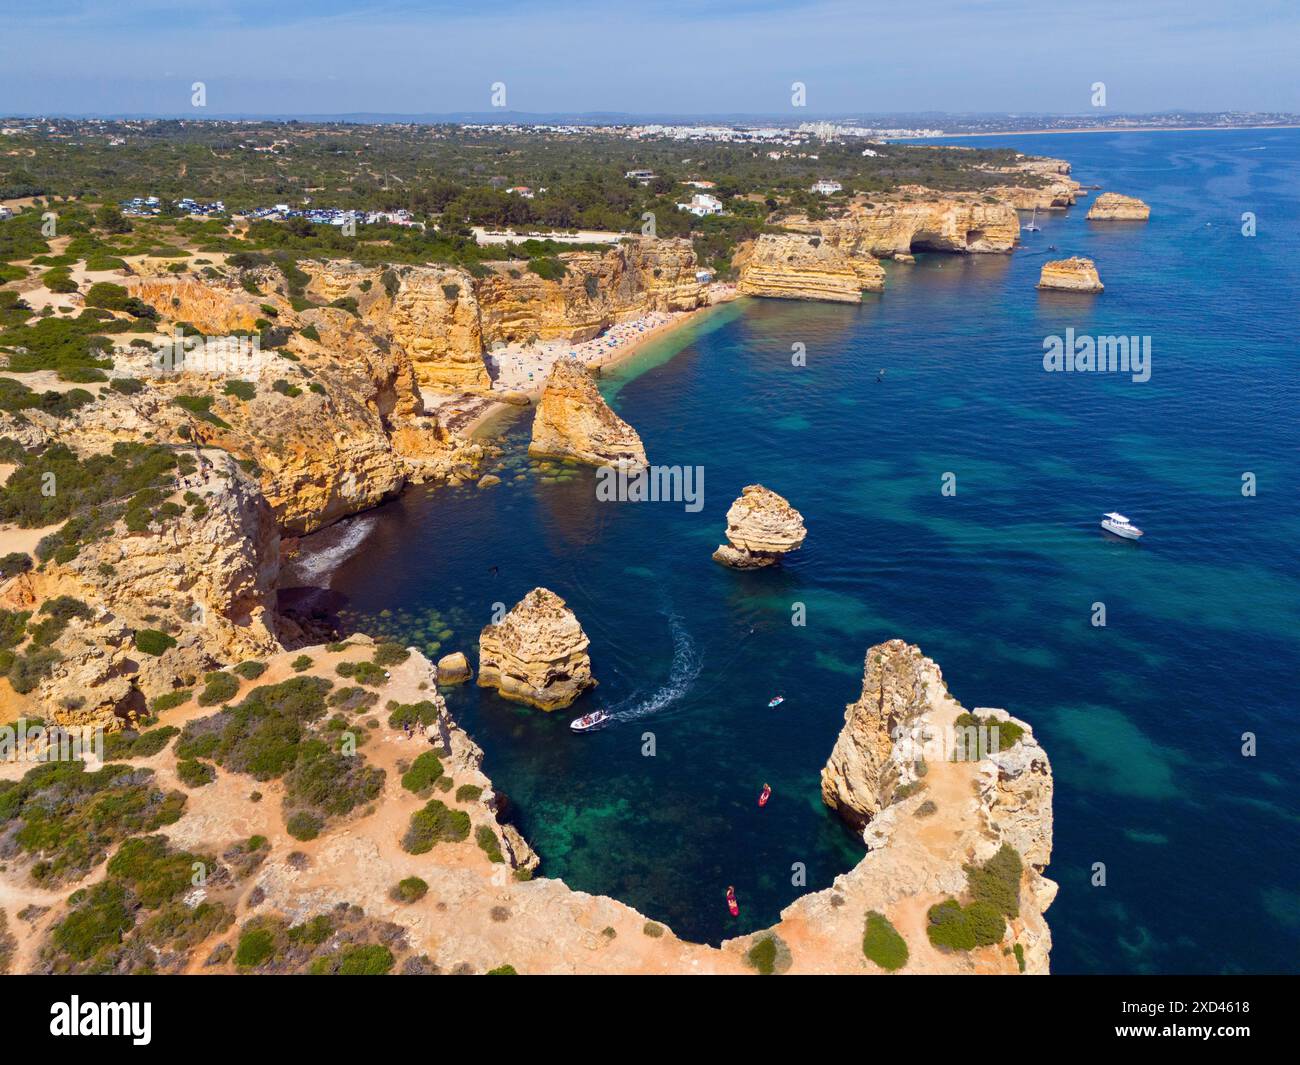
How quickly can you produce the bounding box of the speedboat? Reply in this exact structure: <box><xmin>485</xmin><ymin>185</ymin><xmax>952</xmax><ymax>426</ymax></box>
<box><xmin>570</xmin><ymin>710</ymin><xmax>609</xmax><ymax>732</ymax></box>
<box><xmin>767</xmin><ymin>696</ymin><xmax>785</xmax><ymax>708</ymax></box>
<box><xmin>1100</xmin><ymin>512</ymin><xmax>1144</xmax><ymax>540</ymax></box>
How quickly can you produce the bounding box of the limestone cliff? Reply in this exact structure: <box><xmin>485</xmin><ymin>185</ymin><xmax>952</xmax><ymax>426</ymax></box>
<box><xmin>1086</xmin><ymin>193</ymin><xmax>1151</xmax><ymax>221</ymax></box>
<box><xmin>734</xmin><ymin>233</ymin><xmax>883</xmax><ymax>302</ymax></box>
<box><xmin>473</xmin><ymin>237</ymin><xmax>706</xmax><ymax>347</ymax></box>
<box><xmin>796</xmin><ymin>199</ymin><xmax>1020</xmax><ymax>259</ymax></box>
<box><xmin>712</xmin><ymin>484</ymin><xmax>807</xmax><ymax>568</ymax></box>
<box><xmin>1037</xmin><ymin>257</ymin><xmax>1104</xmax><ymax>293</ymax></box>
<box><xmin>528</xmin><ymin>357</ymin><xmax>647</xmax><ymax>469</ymax></box>
<box><xmin>477</xmin><ymin>587</ymin><xmax>596</xmax><ymax>710</ymax></box>
<box><xmin>820</xmin><ymin>639</ymin><xmax>937</xmax><ymax>829</ymax></box>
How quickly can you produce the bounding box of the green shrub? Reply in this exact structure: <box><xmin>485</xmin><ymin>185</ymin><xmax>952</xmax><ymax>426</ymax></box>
<box><xmin>392</xmin><ymin>876</ymin><xmax>428</xmax><ymax>903</ymax></box>
<box><xmin>286</xmin><ymin>811</ymin><xmax>323</xmax><ymax>841</ymax></box>
<box><xmin>291</xmin><ymin>654</ymin><xmax>313</xmax><ymax>672</ymax></box>
<box><xmin>643</xmin><ymin>922</ymin><xmax>664</xmax><ymax>938</ymax></box>
<box><xmin>965</xmin><ymin>843</ymin><xmax>1022</xmax><ymax>918</ymax></box>
<box><xmin>372</xmin><ymin>642</ymin><xmax>409</xmax><ymax>667</ymax></box>
<box><xmin>387</xmin><ymin>700</ymin><xmax>439</xmax><ymax>730</ymax></box>
<box><xmin>337</xmin><ymin>943</ymin><xmax>394</xmax><ymax>975</ymax></box>
<box><xmin>0</xmin><ymin>552</ymin><xmax>32</xmax><ymax>579</ymax></box>
<box><xmin>455</xmin><ymin>784</ymin><xmax>483</xmax><ymax>803</ymax></box>
<box><xmin>926</xmin><ymin>899</ymin><xmax>976</xmax><ymax>952</ymax></box>
<box><xmin>50</xmin><ymin>881</ymin><xmax>133</xmax><ymax>962</ymax></box>
<box><xmin>746</xmin><ymin>935</ymin><xmax>779</xmax><ymax>975</ymax></box>
<box><xmin>197</xmin><ymin>671</ymin><xmax>239</xmax><ymax>706</ymax></box>
<box><xmin>233</xmin><ymin>660</ymin><xmax>267</xmax><ymax>680</ymax></box>
<box><xmin>223</xmin><ymin>380</ymin><xmax>256</xmax><ymax>402</ymax></box>
<box><xmin>298</xmin><ymin>324</ymin><xmax>320</xmax><ymax>342</ymax></box>
<box><xmin>401</xmin><ymin>799</ymin><xmax>470</xmax><ymax>854</ymax></box>
<box><xmin>134</xmin><ymin>628</ymin><xmax>177</xmax><ymax>656</ymax></box>
<box><xmin>401</xmin><ymin>751</ymin><xmax>444</xmax><ymax>794</ymax></box>
<box><xmin>150</xmin><ymin>689</ymin><xmax>192</xmax><ymax>713</ymax></box>
<box><xmin>1013</xmin><ymin>942</ymin><xmax>1026</xmax><ymax>973</ymax></box>
<box><xmin>475</xmin><ymin>824</ymin><xmax>505</xmax><ymax>863</ymax></box>
<box><xmin>486</xmin><ymin>964</ymin><xmax>517</xmax><ymax>975</ymax></box>
<box><xmin>176</xmin><ymin>759</ymin><xmax>216</xmax><ymax>788</ymax></box>
<box><xmin>862</xmin><ymin>911</ymin><xmax>909</xmax><ymax>971</ymax></box>
<box><xmin>235</xmin><ymin>927</ymin><xmax>276</xmax><ymax>968</ymax></box>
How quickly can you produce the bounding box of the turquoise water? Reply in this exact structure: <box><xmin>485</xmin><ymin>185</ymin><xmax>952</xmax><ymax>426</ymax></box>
<box><xmin>320</xmin><ymin>129</ymin><xmax>1300</xmax><ymax>973</ymax></box>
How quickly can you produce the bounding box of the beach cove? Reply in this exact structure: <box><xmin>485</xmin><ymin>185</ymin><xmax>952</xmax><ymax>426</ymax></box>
<box><xmin>303</xmin><ymin>128</ymin><xmax>1299</xmax><ymax>972</ymax></box>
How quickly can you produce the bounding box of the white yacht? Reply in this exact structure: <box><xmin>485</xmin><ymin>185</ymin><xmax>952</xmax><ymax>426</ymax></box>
<box><xmin>1100</xmin><ymin>512</ymin><xmax>1143</xmax><ymax>539</ymax></box>
<box><xmin>1024</xmin><ymin>206</ymin><xmax>1041</xmax><ymax>232</ymax></box>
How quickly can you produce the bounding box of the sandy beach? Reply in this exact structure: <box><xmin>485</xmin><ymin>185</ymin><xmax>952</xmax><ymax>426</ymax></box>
<box><xmin>451</xmin><ymin>288</ymin><xmax>737</xmax><ymax>438</ymax></box>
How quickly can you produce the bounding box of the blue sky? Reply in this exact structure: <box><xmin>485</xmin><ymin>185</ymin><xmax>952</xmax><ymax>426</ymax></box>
<box><xmin>2</xmin><ymin>1</ymin><xmax>1296</xmax><ymax>116</ymax></box>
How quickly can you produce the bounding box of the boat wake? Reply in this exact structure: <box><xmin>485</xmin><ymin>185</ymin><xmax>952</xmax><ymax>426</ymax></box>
<box><xmin>607</xmin><ymin>609</ymin><xmax>702</xmax><ymax>723</ymax></box>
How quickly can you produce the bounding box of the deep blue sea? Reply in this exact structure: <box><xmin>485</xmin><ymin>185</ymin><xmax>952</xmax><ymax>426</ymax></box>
<box><xmin>318</xmin><ymin>129</ymin><xmax>1300</xmax><ymax>974</ymax></box>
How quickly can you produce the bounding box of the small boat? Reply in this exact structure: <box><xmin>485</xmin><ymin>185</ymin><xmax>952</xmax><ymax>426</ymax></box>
<box><xmin>1024</xmin><ymin>206</ymin><xmax>1041</xmax><ymax>232</ymax></box>
<box><xmin>767</xmin><ymin>696</ymin><xmax>785</xmax><ymax>708</ymax></box>
<box><xmin>726</xmin><ymin>888</ymin><xmax>739</xmax><ymax>917</ymax></box>
<box><xmin>1100</xmin><ymin>512</ymin><xmax>1144</xmax><ymax>540</ymax></box>
<box><xmin>570</xmin><ymin>710</ymin><xmax>609</xmax><ymax>732</ymax></box>
<box><xmin>758</xmin><ymin>784</ymin><xmax>771</xmax><ymax>808</ymax></box>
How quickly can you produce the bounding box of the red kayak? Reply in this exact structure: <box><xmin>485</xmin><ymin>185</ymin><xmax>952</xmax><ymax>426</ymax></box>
<box><xmin>758</xmin><ymin>785</ymin><xmax>771</xmax><ymax>808</ymax></box>
<box><xmin>726</xmin><ymin>889</ymin><xmax>739</xmax><ymax>917</ymax></box>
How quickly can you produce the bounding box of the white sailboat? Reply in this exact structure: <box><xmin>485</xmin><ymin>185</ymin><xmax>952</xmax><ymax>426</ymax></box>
<box><xmin>1024</xmin><ymin>206</ymin><xmax>1041</xmax><ymax>232</ymax></box>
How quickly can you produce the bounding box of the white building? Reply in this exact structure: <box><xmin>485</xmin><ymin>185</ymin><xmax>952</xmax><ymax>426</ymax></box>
<box><xmin>506</xmin><ymin>186</ymin><xmax>535</xmax><ymax>198</ymax></box>
<box><xmin>810</xmin><ymin>179</ymin><xmax>843</xmax><ymax>195</ymax></box>
<box><xmin>675</xmin><ymin>193</ymin><xmax>724</xmax><ymax>217</ymax></box>
<box><xmin>0</xmin><ymin>205</ymin><xmax>12</xmax><ymax>221</ymax></box>
<box><xmin>624</xmin><ymin>169</ymin><xmax>656</xmax><ymax>183</ymax></box>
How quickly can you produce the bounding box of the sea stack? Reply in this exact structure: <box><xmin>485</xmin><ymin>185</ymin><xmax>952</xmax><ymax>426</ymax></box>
<box><xmin>436</xmin><ymin>652</ymin><xmax>472</xmax><ymax>685</ymax></box>
<box><xmin>712</xmin><ymin>484</ymin><xmax>807</xmax><ymax>568</ymax></box>
<box><xmin>1086</xmin><ymin>193</ymin><xmax>1151</xmax><ymax>221</ymax></box>
<box><xmin>528</xmin><ymin>356</ymin><xmax>647</xmax><ymax>469</ymax></box>
<box><xmin>477</xmin><ymin>587</ymin><xmax>596</xmax><ymax>710</ymax></box>
<box><xmin>1037</xmin><ymin>256</ymin><xmax>1103</xmax><ymax>293</ymax></box>
<box><xmin>820</xmin><ymin>640</ymin><xmax>942</xmax><ymax>830</ymax></box>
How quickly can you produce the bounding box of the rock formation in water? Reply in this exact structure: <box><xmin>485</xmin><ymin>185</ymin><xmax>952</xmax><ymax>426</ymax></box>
<box><xmin>528</xmin><ymin>357</ymin><xmax>648</xmax><ymax>469</ymax></box>
<box><xmin>1037</xmin><ymin>256</ymin><xmax>1104</xmax><ymax>292</ymax></box>
<box><xmin>712</xmin><ymin>485</ymin><xmax>807</xmax><ymax>568</ymax></box>
<box><xmin>734</xmin><ymin>233</ymin><xmax>884</xmax><ymax>302</ymax></box>
<box><xmin>477</xmin><ymin>587</ymin><xmax>596</xmax><ymax>710</ymax></box>
<box><xmin>436</xmin><ymin>652</ymin><xmax>472</xmax><ymax>684</ymax></box>
<box><xmin>1086</xmin><ymin>193</ymin><xmax>1151</xmax><ymax>221</ymax></box>
<box><xmin>820</xmin><ymin>640</ymin><xmax>938</xmax><ymax>829</ymax></box>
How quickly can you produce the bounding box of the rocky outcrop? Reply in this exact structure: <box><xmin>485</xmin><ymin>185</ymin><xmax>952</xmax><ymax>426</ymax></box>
<box><xmin>1037</xmin><ymin>257</ymin><xmax>1104</xmax><ymax>293</ymax></box>
<box><xmin>1086</xmin><ymin>193</ymin><xmax>1151</xmax><ymax>221</ymax></box>
<box><xmin>820</xmin><ymin>640</ymin><xmax>939</xmax><ymax>828</ymax></box>
<box><xmin>436</xmin><ymin>652</ymin><xmax>472</xmax><ymax>685</ymax></box>
<box><xmin>797</xmin><ymin>639</ymin><xmax>1055</xmax><ymax>974</ymax></box>
<box><xmin>126</xmin><ymin>276</ymin><xmax>266</xmax><ymax>334</ymax></box>
<box><xmin>712</xmin><ymin>485</ymin><xmax>806</xmax><ymax>568</ymax></box>
<box><xmin>477</xmin><ymin>587</ymin><xmax>596</xmax><ymax>710</ymax></box>
<box><xmin>798</xmin><ymin>199</ymin><xmax>1020</xmax><ymax>259</ymax></box>
<box><xmin>734</xmin><ymin>233</ymin><xmax>884</xmax><ymax>302</ymax></box>
<box><xmin>528</xmin><ymin>357</ymin><xmax>647</xmax><ymax>469</ymax></box>
<box><xmin>474</xmin><ymin>237</ymin><xmax>706</xmax><ymax>347</ymax></box>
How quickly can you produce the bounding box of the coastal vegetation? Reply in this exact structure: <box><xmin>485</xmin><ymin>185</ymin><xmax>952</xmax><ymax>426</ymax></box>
<box><xmin>925</xmin><ymin>844</ymin><xmax>1024</xmax><ymax>953</ymax></box>
<box><xmin>862</xmin><ymin>911</ymin><xmax>909</xmax><ymax>971</ymax></box>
